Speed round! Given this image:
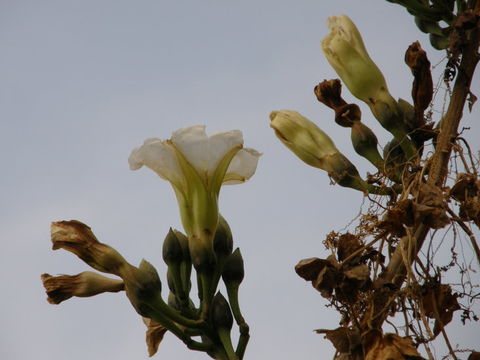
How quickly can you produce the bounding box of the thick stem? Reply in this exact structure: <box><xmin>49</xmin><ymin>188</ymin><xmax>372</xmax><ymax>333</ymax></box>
<box><xmin>369</xmin><ymin>1</ymin><xmax>480</xmax><ymax>328</ymax></box>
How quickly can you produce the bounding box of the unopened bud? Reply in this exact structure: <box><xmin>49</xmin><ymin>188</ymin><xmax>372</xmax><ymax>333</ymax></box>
<box><xmin>122</xmin><ymin>260</ymin><xmax>162</xmax><ymax>318</ymax></box>
<box><xmin>163</xmin><ymin>228</ymin><xmax>183</xmax><ymax>266</ymax></box>
<box><xmin>51</xmin><ymin>220</ymin><xmax>127</xmax><ymax>276</ymax></box>
<box><xmin>41</xmin><ymin>271</ymin><xmax>124</xmax><ymax>304</ymax></box>
<box><xmin>270</xmin><ymin>110</ymin><xmax>339</xmax><ymax>170</ymax></box>
<box><xmin>210</xmin><ymin>292</ymin><xmax>234</xmax><ymax>331</ymax></box>
<box><xmin>322</xmin><ymin>15</ymin><xmax>389</xmax><ymax>105</ymax></box>
<box><xmin>222</xmin><ymin>248</ymin><xmax>245</xmax><ymax>285</ymax></box>
<box><xmin>351</xmin><ymin>122</ymin><xmax>384</xmax><ymax>169</ymax></box>
<box><xmin>213</xmin><ymin>215</ymin><xmax>233</xmax><ymax>258</ymax></box>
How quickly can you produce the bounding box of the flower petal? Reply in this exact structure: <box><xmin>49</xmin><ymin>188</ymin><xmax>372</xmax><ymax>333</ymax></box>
<box><xmin>223</xmin><ymin>148</ymin><xmax>262</xmax><ymax>185</ymax></box>
<box><xmin>128</xmin><ymin>138</ymin><xmax>184</xmax><ymax>188</ymax></box>
<box><xmin>171</xmin><ymin>126</ymin><xmax>244</xmax><ymax>181</ymax></box>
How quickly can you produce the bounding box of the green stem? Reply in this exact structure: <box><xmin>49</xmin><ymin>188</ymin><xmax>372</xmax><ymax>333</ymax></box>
<box><xmin>236</xmin><ymin>323</ymin><xmax>250</xmax><ymax>360</ymax></box>
<box><xmin>217</xmin><ymin>328</ymin><xmax>238</xmax><ymax>360</ymax></box>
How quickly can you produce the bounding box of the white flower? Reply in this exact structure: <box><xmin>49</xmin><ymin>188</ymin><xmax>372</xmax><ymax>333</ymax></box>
<box><xmin>321</xmin><ymin>15</ymin><xmax>391</xmax><ymax>106</ymax></box>
<box><xmin>129</xmin><ymin>125</ymin><xmax>260</xmax><ymax>267</ymax></box>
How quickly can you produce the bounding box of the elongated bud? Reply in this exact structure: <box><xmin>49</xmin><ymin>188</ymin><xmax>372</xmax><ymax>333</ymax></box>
<box><xmin>51</xmin><ymin>220</ymin><xmax>127</xmax><ymax>276</ymax></box>
<box><xmin>270</xmin><ymin>110</ymin><xmax>340</xmax><ymax>170</ymax></box>
<box><xmin>383</xmin><ymin>138</ymin><xmax>406</xmax><ymax>179</ymax></box>
<box><xmin>210</xmin><ymin>292</ymin><xmax>234</xmax><ymax>331</ymax></box>
<box><xmin>351</xmin><ymin>122</ymin><xmax>384</xmax><ymax>169</ymax></box>
<box><xmin>213</xmin><ymin>214</ymin><xmax>233</xmax><ymax>258</ymax></box>
<box><xmin>41</xmin><ymin>272</ymin><xmax>124</xmax><ymax>304</ymax></box>
<box><xmin>122</xmin><ymin>260</ymin><xmax>163</xmax><ymax>318</ymax></box>
<box><xmin>322</xmin><ymin>15</ymin><xmax>389</xmax><ymax>105</ymax></box>
<box><xmin>222</xmin><ymin>248</ymin><xmax>245</xmax><ymax>285</ymax></box>
<box><xmin>163</xmin><ymin>228</ymin><xmax>184</xmax><ymax>266</ymax></box>
<box><xmin>321</xmin><ymin>15</ymin><xmax>416</xmax><ymax>159</ymax></box>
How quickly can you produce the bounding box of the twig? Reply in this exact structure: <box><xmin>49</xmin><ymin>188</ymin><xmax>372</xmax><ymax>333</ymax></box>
<box><xmin>447</xmin><ymin>207</ymin><xmax>480</xmax><ymax>265</ymax></box>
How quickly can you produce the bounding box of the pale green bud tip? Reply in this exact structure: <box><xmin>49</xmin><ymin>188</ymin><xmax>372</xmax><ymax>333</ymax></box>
<box><xmin>321</xmin><ymin>15</ymin><xmax>389</xmax><ymax>105</ymax></box>
<box><xmin>269</xmin><ymin>110</ymin><xmax>340</xmax><ymax>171</ymax></box>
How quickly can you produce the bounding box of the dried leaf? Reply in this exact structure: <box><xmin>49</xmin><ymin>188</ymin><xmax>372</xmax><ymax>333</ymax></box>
<box><xmin>364</xmin><ymin>332</ymin><xmax>424</xmax><ymax>360</ymax></box>
<box><xmin>405</xmin><ymin>42</ymin><xmax>433</xmax><ymax>129</ymax></box>
<box><xmin>315</xmin><ymin>327</ymin><xmax>361</xmax><ymax>354</ymax></box>
<box><xmin>313</xmin><ymin>265</ymin><xmax>338</xmax><ymax>298</ymax></box>
<box><xmin>143</xmin><ymin>317</ymin><xmax>168</xmax><ymax>357</ymax></box>
<box><xmin>337</xmin><ymin>233</ymin><xmax>362</xmax><ymax>261</ymax></box>
<box><xmin>415</xmin><ymin>183</ymin><xmax>450</xmax><ymax>229</ymax></box>
<box><xmin>467</xmin><ymin>91</ymin><xmax>477</xmax><ymax>112</ymax></box>
<box><xmin>344</xmin><ymin>264</ymin><xmax>370</xmax><ymax>282</ymax></box>
<box><xmin>295</xmin><ymin>258</ymin><xmax>330</xmax><ymax>281</ymax></box>
<box><xmin>422</xmin><ymin>283</ymin><xmax>460</xmax><ymax>337</ymax></box>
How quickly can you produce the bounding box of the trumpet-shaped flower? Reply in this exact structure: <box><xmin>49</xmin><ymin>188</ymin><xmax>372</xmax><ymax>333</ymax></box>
<box><xmin>129</xmin><ymin>125</ymin><xmax>260</xmax><ymax>267</ymax></box>
<box><xmin>321</xmin><ymin>15</ymin><xmax>392</xmax><ymax>106</ymax></box>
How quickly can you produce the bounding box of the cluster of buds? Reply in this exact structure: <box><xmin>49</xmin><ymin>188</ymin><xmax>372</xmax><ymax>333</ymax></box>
<box><xmin>271</xmin><ymin>15</ymin><xmax>435</xmax><ymax>195</ymax></box>
<box><xmin>42</xmin><ymin>126</ymin><xmax>260</xmax><ymax>360</ymax></box>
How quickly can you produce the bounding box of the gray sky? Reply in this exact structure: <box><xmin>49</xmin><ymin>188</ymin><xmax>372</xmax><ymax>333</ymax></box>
<box><xmin>1</xmin><ymin>0</ymin><xmax>478</xmax><ymax>359</ymax></box>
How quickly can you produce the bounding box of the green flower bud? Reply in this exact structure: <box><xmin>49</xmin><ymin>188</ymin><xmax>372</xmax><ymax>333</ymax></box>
<box><xmin>163</xmin><ymin>228</ymin><xmax>183</xmax><ymax>266</ymax></box>
<box><xmin>351</xmin><ymin>122</ymin><xmax>384</xmax><ymax>170</ymax></box>
<box><xmin>210</xmin><ymin>292</ymin><xmax>234</xmax><ymax>331</ymax></box>
<box><xmin>213</xmin><ymin>214</ymin><xmax>233</xmax><ymax>258</ymax></box>
<box><xmin>122</xmin><ymin>260</ymin><xmax>162</xmax><ymax>318</ymax></box>
<box><xmin>222</xmin><ymin>248</ymin><xmax>245</xmax><ymax>286</ymax></box>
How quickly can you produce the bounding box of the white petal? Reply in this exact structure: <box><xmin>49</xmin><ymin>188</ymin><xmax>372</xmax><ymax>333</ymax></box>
<box><xmin>171</xmin><ymin>125</ymin><xmax>209</xmax><ymax>176</ymax></box>
<box><xmin>128</xmin><ymin>138</ymin><xmax>184</xmax><ymax>187</ymax></box>
<box><xmin>223</xmin><ymin>148</ymin><xmax>262</xmax><ymax>185</ymax></box>
<box><xmin>171</xmin><ymin>125</ymin><xmax>244</xmax><ymax>178</ymax></box>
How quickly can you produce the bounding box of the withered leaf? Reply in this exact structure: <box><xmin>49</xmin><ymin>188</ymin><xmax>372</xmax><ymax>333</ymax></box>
<box><xmin>404</xmin><ymin>41</ymin><xmax>433</xmax><ymax>130</ymax></box>
<box><xmin>421</xmin><ymin>283</ymin><xmax>460</xmax><ymax>337</ymax></box>
<box><xmin>415</xmin><ymin>183</ymin><xmax>450</xmax><ymax>229</ymax></box>
<box><xmin>315</xmin><ymin>327</ymin><xmax>361</xmax><ymax>354</ymax></box>
<box><xmin>343</xmin><ymin>264</ymin><xmax>370</xmax><ymax>282</ymax></box>
<box><xmin>364</xmin><ymin>332</ymin><xmax>424</xmax><ymax>360</ymax></box>
<box><xmin>295</xmin><ymin>257</ymin><xmax>330</xmax><ymax>281</ymax></box>
<box><xmin>337</xmin><ymin>233</ymin><xmax>362</xmax><ymax>261</ymax></box>
<box><xmin>313</xmin><ymin>265</ymin><xmax>338</xmax><ymax>298</ymax></box>
<box><xmin>143</xmin><ymin>317</ymin><xmax>168</xmax><ymax>357</ymax></box>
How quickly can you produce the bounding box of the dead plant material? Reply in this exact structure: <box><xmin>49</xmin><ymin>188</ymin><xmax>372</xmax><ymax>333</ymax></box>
<box><xmin>363</xmin><ymin>330</ymin><xmax>424</xmax><ymax>360</ymax></box>
<box><xmin>315</xmin><ymin>327</ymin><xmax>361</xmax><ymax>355</ymax></box>
<box><xmin>405</xmin><ymin>41</ymin><xmax>433</xmax><ymax>129</ymax></box>
<box><xmin>414</xmin><ymin>183</ymin><xmax>450</xmax><ymax>229</ymax></box>
<box><xmin>421</xmin><ymin>283</ymin><xmax>460</xmax><ymax>337</ymax></box>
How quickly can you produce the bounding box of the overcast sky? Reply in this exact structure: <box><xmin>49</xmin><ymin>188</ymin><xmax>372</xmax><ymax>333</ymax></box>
<box><xmin>1</xmin><ymin>1</ymin><xmax>478</xmax><ymax>359</ymax></box>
